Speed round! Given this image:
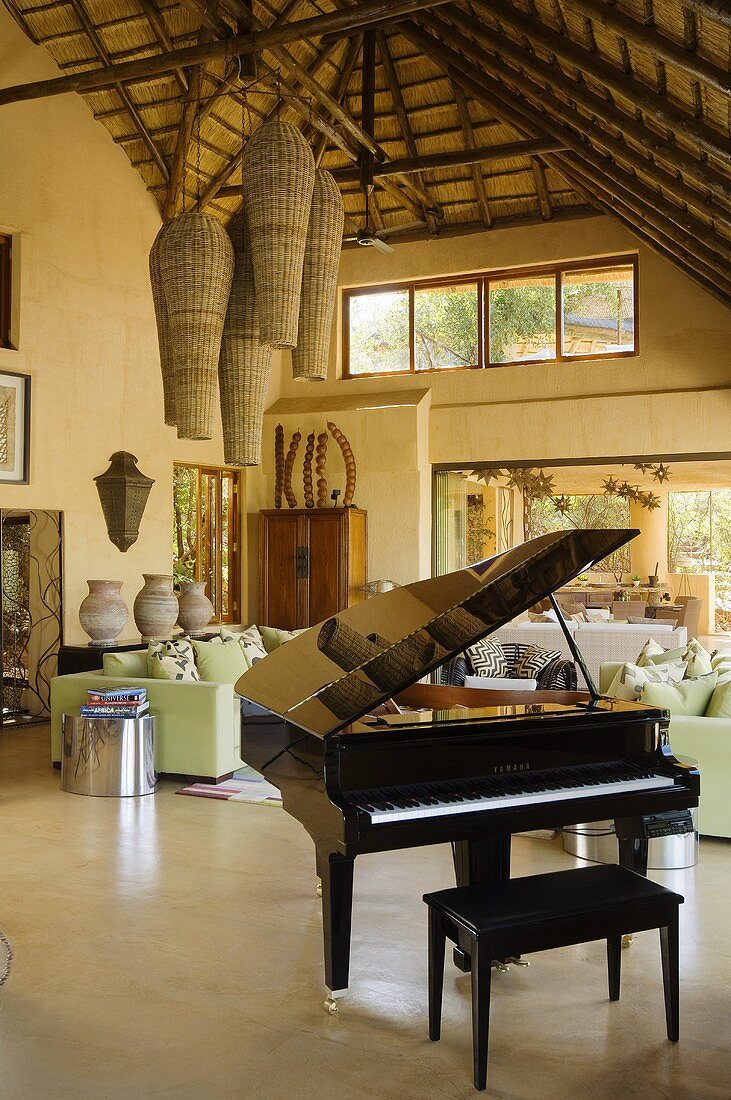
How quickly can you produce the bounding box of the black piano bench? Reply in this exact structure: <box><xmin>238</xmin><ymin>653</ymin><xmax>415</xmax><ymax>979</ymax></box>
<box><xmin>424</xmin><ymin>865</ymin><xmax>683</xmax><ymax>1092</ymax></box>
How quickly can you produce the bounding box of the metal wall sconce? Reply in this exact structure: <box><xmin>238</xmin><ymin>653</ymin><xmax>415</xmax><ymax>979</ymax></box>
<box><xmin>94</xmin><ymin>452</ymin><xmax>154</xmax><ymax>552</ymax></box>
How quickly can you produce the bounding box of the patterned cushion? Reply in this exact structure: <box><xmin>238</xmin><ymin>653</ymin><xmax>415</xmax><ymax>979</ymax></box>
<box><xmin>466</xmin><ymin>638</ymin><xmax>509</xmax><ymax>677</ymax></box>
<box><xmin>607</xmin><ymin>660</ymin><xmax>685</xmax><ymax>702</ymax></box>
<box><xmin>512</xmin><ymin>645</ymin><xmax>561</xmax><ymax>679</ymax></box>
<box><xmin>148</xmin><ymin>638</ymin><xmax>200</xmax><ymax>682</ymax></box>
<box><xmin>220</xmin><ymin>625</ymin><xmax>268</xmax><ymax>667</ymax></box>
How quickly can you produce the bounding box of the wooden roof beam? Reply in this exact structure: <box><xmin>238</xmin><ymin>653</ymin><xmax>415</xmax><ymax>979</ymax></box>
<box><xmin>1</xmin><ymin>0</ymin><xmax>40</xmax><ymax>42</ymax></box>
<box><xmin>66</xmin><ymin>0</ymin><xmax>169</xmax><ymax>182</ymax></box>
<box><xmin>136</xmin><ymin>0</ymin><xmax>187</xmax><ymax>96</ymax></box>
<box><xmin>451</xmin><ymin>79</ymin><xmax>492</xmax><ymax>228</ymax></box>
<box><xmin>563</xmin><ymin>0</ymin><xmax>731</xmax><ymax>97</ymax></box>
<box><xmin>470</xmin><ymin>0</ymin><xmax>731</xmax><ymax>166</ymax></box>
<box><xmin>313</xmin><ymin>34</ymin><xmax>362</xmax><ymax>164</ymax></box>
<box><xmin>531</xmin><ymin>157</ymin><xmax>552</xmax><ymax>221</ymax></box>
<box><xmin>398</xmin><ymin>20</ymin><xmax>731</xmax><ymax>297</ymax></box>
<box><xmin>678</xmin><ymin>0</ymin><xmax>731</xmax><ymax>31</ymax></box>
<box><xmin>327</xmin><ymin>137</ymin><xmax>567</xmax><ymax>181</ymax></box>
<box><xmin>0</xmin><ymin>0</ymin><xmax>454</xmax><ymax>106</ymax></box>
<box><xmin>419</xmin><ymin>10</ymin><xmax>731</xmax><ymax>218</ymax></box>
<box><xmin>376</xmin><ymin>29</ymin><xmax>441</xmax><ymax>230</ymax></box>
<box><xmin>438</xmin><ymin>6</ymin><xmax>731</xmax><ymax>205</ymax></box>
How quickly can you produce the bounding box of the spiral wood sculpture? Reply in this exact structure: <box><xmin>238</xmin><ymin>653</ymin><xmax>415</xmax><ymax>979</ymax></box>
<box><xmin>303</xmin><ymin>432</ymin><xmax>315</xmax><ymax>508</ymax></box>
<box><xmin>316</xmin><ymin>431</ymin><xmax>329</xmax><ymax>509</ymax></box>
<box><xmin>327</xmin><ymin>420</ymin><xmax>356</xmax><ymax>507</ymax></box>
<box><xmin>274</xmin><ymin>424</ymin><xmax>284</xmax><ymax>508</ymax></box>
<box><xmin>284</xmin><ymin>430</ymin><xmax>301</xmax><ymax>508</ymax></box>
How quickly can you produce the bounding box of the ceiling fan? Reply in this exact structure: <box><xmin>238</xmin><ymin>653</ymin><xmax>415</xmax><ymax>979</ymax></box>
<box><xmin>344</xmin><ymin>192</ymin><xmax>395</xmax><ymax>254</ymax></box>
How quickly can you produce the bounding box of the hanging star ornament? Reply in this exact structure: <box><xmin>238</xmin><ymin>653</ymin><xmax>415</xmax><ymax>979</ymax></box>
<box><xmin>603</xmin><ymin>476</ymin><xmax>619</xmax><ymax>495</ymax></box>
<box><xmin>505</xmin><ymin>467</ymin><xmax>535</xmax><ymax>492</ymax></box>
<box><xmin>533</xmin><ymin>470</ymin><xmax>555</xmax><ymax>496</ymax></box>
<box><xmin>644</xmin><ymin>492</ymin><xmax>662</xmax><ymax>510</ymax></box>
<box><xmin>470</xmin><ymin>467</ymin><xmax>504</xmax><ymax>486</ymax></box>
<box><xmin>554</xmin><ymin>495</ymin><xmax>571</xmax><ymax>514</ymax></box>
<box><xmin>634</xmin><ymin>462</ymin><xmax>652</xmax><ymax>474</ymax></box>
<box><xmin>652</xmin><ymin>463</ymin><xmax>671</xmax><ymax>483</ymax></box>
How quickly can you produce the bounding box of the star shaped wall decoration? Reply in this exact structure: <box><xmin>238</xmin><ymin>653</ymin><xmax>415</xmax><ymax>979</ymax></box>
<box><xmin>603</xmin><ymin>476</ymin><xmax>619</xmax><ymax>494</ymax></box>
<box><xmin>652</xmin><ymin>463</ymin><xmax>671</xmax><ymax>483</ymax></box>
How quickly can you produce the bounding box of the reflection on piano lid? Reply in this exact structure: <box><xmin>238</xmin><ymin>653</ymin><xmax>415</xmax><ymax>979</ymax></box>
<box><xmin>235</xmin><ymin>528</ymin><xmax>639</xmax><ymax>739</ymax></box>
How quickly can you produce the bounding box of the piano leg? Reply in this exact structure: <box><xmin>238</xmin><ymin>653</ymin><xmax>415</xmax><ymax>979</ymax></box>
<box><xmin>452</xmin><ymin>836</ymin><xmax>511</xmax><ymax>972</ymax></box>
<box><xmin>615</xmin><ymin>818</ymin><xmax>649</xmax><ymax>876</ymax></box>
<box><xmin>615</xmin><ymin>819</ymin><xmax>649</xmax><ymax>949</ymax></box>
<box><xmin>317</xmin><ymin>849</ymin><xmax>354</xmax><ymax>1013</ymax></box>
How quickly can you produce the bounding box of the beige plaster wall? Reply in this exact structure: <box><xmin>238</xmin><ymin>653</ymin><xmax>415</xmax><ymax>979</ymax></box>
<box><xmin>252</xmin><ymin>215</ymin><xmax>731</xmax><ymax>597</ymax></box>
<box><xmin>0</xmin><ymin>13</ymin><xmax>259</xmax><ymax>640</ymax></box>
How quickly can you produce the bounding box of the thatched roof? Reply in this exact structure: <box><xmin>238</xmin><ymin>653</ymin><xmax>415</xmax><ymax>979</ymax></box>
<box><xmin>2</xmin><ymin>0</ymin><xmax>729</xmax><ymax>305</ymax></box>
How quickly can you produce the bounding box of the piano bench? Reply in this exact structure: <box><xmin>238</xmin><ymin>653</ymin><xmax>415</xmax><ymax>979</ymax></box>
<box><xmin>423</xmin><ymin>865</ymin><xmax>683</xmax><ymax>1092</ymax></box>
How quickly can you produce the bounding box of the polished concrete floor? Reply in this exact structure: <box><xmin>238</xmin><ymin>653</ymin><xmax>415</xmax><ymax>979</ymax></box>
<box><xmin>0</xmin><ymin>725</ymin><xmax>729</xmax><ymax>1100</ymax></box>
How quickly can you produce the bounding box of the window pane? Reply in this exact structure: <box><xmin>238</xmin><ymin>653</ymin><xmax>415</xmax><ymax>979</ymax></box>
<box><xmin>221</xmin><ymin>476</ymin><xmax>230</xmax><ymax>619</ymax></box>
<box><xmin>172</xmin><ymin>465</ymin><xmax>198</xmax><ymax>587</ymax></box>
<box><xmin>414</xmin><ymin>282</ymin><xmax>479</xmax><ymax>370</ymax></box>
<box><xmin>562</xmin><ymin>265</ymin><xmax>635</xmax><ymax>356</ymax></box>
<box><xmin>488</xmin><ymin>275</ymin><xmax>556</xmax><ymax>364</ymax></box>
<box><xmin>348</xmin><ymin>289</ymin><xmax>410</xmax><ymax>375</ymax></box>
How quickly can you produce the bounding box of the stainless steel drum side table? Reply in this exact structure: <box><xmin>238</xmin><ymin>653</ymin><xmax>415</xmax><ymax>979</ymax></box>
<box><xmin>61</xmin><ymin>713</ymin><xmax>157</xmax><ymax>796</ymax></box>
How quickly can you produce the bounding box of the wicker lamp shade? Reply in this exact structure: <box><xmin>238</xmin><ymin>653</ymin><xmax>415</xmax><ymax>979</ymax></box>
<box><xmin>242</xmin><ymin>121</ymin><xmax>315</xmax><ymax>349</ymax></box>
<box><xmin>292</xmin><ymin>170</ymin><xmax>344</xmax><ymax>381</ymax></box>
<box><xmin>218</xmin><ymin>211</ymin><xmax>272</xmax><ymax>466</ymax></box>
<box><xmin>156</xmin><ymin>212</ymin><xmax>234</xmax><ymax>440</ymax></box>
<box><xmin>149</xmin><ymin>221</ymin><xmax>177</xmax><ymax>427</ymax></box>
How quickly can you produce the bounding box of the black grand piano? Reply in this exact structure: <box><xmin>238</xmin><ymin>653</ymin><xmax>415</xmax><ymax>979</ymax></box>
<box><xmin>237</xmin><ymin>530</ymin><xmax>699</xmax><ymax>1012</ymax></box>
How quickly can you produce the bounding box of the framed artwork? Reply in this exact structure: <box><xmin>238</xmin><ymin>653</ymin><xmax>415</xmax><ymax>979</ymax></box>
<box><xmin>0</xmin><ymin>370</ymin><xmax>30</xmax><ymax>484</ymax></box>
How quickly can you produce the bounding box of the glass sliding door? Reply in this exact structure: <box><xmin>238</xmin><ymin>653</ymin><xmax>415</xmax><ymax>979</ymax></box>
<box><xmin>173</xmin><ymin>463</ymin><xmax>241</xmax><ymax>623</ymax></box>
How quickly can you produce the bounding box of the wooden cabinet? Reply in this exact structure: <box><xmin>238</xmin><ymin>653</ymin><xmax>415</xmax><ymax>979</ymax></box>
<box><xmin>259</xmin><ymin>508</ymin><xmax>367</xmax><ymax>629</ymax></box>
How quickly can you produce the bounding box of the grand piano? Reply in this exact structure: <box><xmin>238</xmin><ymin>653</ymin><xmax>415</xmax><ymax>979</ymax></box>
<box><xmin>237</xmin><ymin>530</ymin><xmax>699</xmax><ymax>1012</ymax></box>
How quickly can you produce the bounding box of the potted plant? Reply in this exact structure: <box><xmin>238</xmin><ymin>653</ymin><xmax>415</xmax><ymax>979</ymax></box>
<box><xmin>631</xmin><ymin>574</ymin><xmax>642</xmax><ymax>587</ymax></box>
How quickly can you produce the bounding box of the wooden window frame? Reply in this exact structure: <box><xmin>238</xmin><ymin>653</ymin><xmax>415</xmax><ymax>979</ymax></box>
<box><xmin>342</xmin><ymin>254</ymin><xmax>639</xmax><ymax>378</ymax></box>
<box><xmin>0</xmin><ymin>235</ymin><xmax>11</xmax><ymax>350</ymax></box>
<box><xmin>173</xmin><ymin>461</ymin><xmax>242</xmax><ymax>624</ymax></box>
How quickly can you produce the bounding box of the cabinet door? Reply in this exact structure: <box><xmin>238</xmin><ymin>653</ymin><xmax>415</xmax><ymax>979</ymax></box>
<box><xmin>260</xmin><ymin>513</ymin><xmax>302</xmax><ymax>630</ymax></box>
<box><xmin>306</xmin><ymin>513</ymin><xmax>344</xmax><ymax>626</ymax></box>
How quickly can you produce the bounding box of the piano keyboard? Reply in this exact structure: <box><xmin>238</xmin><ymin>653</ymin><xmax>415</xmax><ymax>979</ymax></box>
<box><xmin>349</xmin><ymin>760</ymin><xmax>678</xmax><ymax>826</ymax></box>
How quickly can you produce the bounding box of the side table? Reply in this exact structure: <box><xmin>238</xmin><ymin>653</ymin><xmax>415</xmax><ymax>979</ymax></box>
<box><xmin>57</xmin><ymin>640</ymin><xmax>147</xmax><ymax>676</ymax></box>
<box><xmin>61</xmin><ymin>713</ymin><xmax>157</xmax><ymax>796</ymax></box>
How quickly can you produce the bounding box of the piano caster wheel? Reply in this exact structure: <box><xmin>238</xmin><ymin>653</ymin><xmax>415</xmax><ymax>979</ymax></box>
<box><xmin>506</xmin><ymin>956</ymin><xmax>530</xmax><ymax>967</ymax></box>
<box><xmin>622</xmin><ymin>934</ymin><xmax>634</xmax><ymax>949</ymax></box>
<box><xmin>316</xmin><ymin>879</ymin><xmax>322</xmax><ymax>898</ymax></box>
<box><xmin>324</xmin><ymin>996</ymin><xmax>339</xmax><ymax>1015</ymax></box>
<box><xmin>492</xmin><ymin>960</ymin><xmax>510</xmax><ymax>973</ymax></box>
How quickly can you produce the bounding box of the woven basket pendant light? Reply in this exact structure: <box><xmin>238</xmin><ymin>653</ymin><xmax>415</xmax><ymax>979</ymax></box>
<box><xmin>292</xmin><ymin>170</ymin><xmax>344</xmax><ymax>381</ymax></box>
<box><xmin>149</xmin><ymin>221</ymin><xmax>177</xmax><ymax>426</ymax></box>
<box><xmin>157</xmin><ymin>211</ymin><xmax>234</xmax><ymax>440</ymax></box>
<box><xmin>242</xmin><ymin>120</ymin><xmax>315</xmax><ymax>349</ymax></box>
<box><xmin>218</xmin><ymin>210</ymin><xmax>272</xmax><ymax>466</ymax></box>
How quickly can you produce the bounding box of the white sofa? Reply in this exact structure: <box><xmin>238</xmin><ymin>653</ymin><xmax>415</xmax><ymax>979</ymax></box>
<box><xmin>494</xmin><ymin>622</ymin><xmax>687</xmax><ymax>688</ymax></box>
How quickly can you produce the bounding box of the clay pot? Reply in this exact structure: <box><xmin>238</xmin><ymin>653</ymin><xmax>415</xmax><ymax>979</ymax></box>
<box><xmin>133</xmin><ymin>574</ymin><xmax>178</xmax><ymax>641</ymax></box>
<box><xmin>79</xmin><ymin>580</ymin><xmax>128</xmax><ymax>646</ymax></box>
<box><xmin>177</xmin><ymin>581</ymin><xmax>214</xmax><ymax>634</ymax></box>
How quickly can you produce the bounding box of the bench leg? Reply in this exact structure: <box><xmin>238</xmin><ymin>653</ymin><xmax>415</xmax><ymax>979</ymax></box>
<box><xmin>607</xmin><ymin>935</ymin><xmax>621</xmax><ymax>1001</ymax></box>
<box><xmin>428</xmin><ymin>908</ymin><xmax>446</xmax><ymax>1042</ymax></box>
<box><xmin>471</xmin><ymin>936</ymin><xmax>492</xmax><ymax>1092</ymax></box>
<box><xmin>660</xmin><ymin>911</ymin><xmax>680</xmax><ymax>1042</ymax></box>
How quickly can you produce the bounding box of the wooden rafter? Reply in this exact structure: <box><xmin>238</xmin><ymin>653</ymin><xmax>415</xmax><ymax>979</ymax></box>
<box><xmin>377</xmin><ymin>29</ymin><xmax>440</xmax><ymax>231</ymax></box>
<box><xmin>399</xmin><ymin>19</ymin><xmax>731</xmax><ymax>304</ymax></box>
<box><xmin>66</xmin><ymin>0</ymin><xmax>170</xmax><ymax>182</ymax></box>
<box><xmin>531</xmin><ymin>157</ymin><xmax>552</xmax><ymax>222</ymax></box>
<box><xmin>437</xmin><ymin>6</ymin><xmax>731</xmax><ymax>208</ymax></box>
<box><xmin>0</xmin><ymin>0</ymin><xmax>456</xmax><ymax>107</ymax></box>
<box><xmin>136</xmin><ymin>0</ymin><xmax>188</xmax><ymax>96</ymax></box>
<box><xmin>313</xmin><ymin>34</ymin><xmax>362</xmax><ymax>165</ymax></box>
<box><xmin>470</xmin><ymin>0</ymin><xmax>731</xmax><ymax>166</ymax></box>
<box><xmin>417</xmin><ymin>10</ymin><xmax>731</xmax><ymax>221</ymax></box>
<box><xmin>451</xmin><ymin>79</ymin><xmax>492</xmax><ymax>228</ymax></box>
<box><xmin>327</xmin><ymin>137</ymin><xmax>567</xmax><ymax>181</ymax></box>
<box><xmin>563</xmin><ymin>0</ymin><xmax>731</xmax><ymax>97</ymax></box>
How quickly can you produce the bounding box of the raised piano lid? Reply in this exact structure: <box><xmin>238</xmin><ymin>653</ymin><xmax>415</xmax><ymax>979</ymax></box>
<box><xmin>236</xmin><ymin>528</ymin><xmax>638</xmax><ymax>739</ymax></box>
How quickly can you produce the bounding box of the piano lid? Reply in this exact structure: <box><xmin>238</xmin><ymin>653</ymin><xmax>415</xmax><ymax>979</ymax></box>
<box><xmin>236</xmin><ymin>528</ymin><xmax>638</xmax><ymax>738</ymax></box>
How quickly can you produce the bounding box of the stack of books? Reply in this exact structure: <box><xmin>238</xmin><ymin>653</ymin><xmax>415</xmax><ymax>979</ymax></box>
<box><xmin>80</xmin><ymin>687</ymin><xmax>149</xmax><ymax>719</ymax></box>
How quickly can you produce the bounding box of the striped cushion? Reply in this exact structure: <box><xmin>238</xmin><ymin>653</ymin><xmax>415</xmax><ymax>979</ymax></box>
<box><xmin>466</xmin><ymin>638</ymin><xmax>509</xmax><ymax>677</ymax></box>
<box><xmin>512</xmin><ymin>645</ymin><xmax>561</xmax><ymax>679</ymax></box>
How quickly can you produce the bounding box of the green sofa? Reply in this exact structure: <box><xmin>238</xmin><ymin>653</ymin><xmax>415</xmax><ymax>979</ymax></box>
<box><xmin>50</xmin><ymin>649</ymin><xmax>244</xmax><ymax>782</ymax></box>
<box><xmin>600</xmin><ymin>662</ymin><xmax>731</xmax><ymax>839</ymax></box>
